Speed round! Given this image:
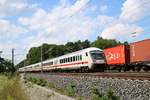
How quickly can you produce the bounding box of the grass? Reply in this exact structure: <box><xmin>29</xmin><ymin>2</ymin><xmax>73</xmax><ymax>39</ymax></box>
<box><xmin>27</xmin><ymin>77</ymin><xmax>47</xmax><ymax>86</ymax></box>
<box><xmin>91</xmin><ymin>86</ymin><xmax>120</xmax><ymax>100</ymax></box>
<box><xmin>0</xmin><ymin>74</ymin><xmax>28</xmax><ymax>100</ymax></box>
<box><xmin>64</xmin><ymin>83</ymin><xmax>77</xmax><ymax>97</ymax></box>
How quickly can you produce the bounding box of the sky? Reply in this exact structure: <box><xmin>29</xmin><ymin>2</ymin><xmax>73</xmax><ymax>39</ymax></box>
<box><xmin>0</xmin><ymin>0</ymin><xmax>150</xmax><ymax>64</ymax></box>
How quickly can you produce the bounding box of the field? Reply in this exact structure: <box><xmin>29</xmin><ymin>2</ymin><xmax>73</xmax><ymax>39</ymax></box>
<box><xmin>0</xmin><ymin>74</ymin><xmax>28</xmax><ymax>100</ymax></box>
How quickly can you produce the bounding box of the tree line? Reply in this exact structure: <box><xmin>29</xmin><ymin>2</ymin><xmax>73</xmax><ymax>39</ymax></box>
<box><xmin>16</xmin><ymin>37</ymin><xmax>124</xmax><ymax>68</ymax></box>
<box><xmin>0</xmin><ymin>57</ymin><xmax>15</xmax><ymax>73</ymax></box>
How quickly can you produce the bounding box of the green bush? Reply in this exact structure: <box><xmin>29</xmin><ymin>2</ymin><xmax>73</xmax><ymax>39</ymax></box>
<box><xmin>91</xmin><ymin>87</ymin><xmax>119</xmax><ymax>100</ymax></box>
<box><xmin>27</xmin><ymin>77</ymin><xmax>47</xmax><ymax>86</ymax></box>
<box><xmin>64</xmin><ymin>83</ymin><xmax>77</xmax><ymax>97</ymax></box>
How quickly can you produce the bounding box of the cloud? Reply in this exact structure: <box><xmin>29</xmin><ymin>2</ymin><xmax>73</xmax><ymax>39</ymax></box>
<box><xmin>120</xmin><ymin>0</ymin><xmax>150</xmax><ymax>22</ymax></box>
<box><xmin>18</xmin><ymin>0</ymin><xmax>113</xmax><ymax>48</ymax></box>
<box><xmin>101</xmin><ymin>22</ymin><xmax>144</xmax><ymax>40</ymax></box>
<box><xmin>0</xmin><ymin>0</ymin><xmax>37</xmax><ymax>17</ymax></box>
<box><xmin>101</xmin><ymin>0</ymin><xmax>149</xmax><ymax>40</ymax></box>
<box><xmin>0</xmin><ymin>19</ymin><xmax>27</xmax><ymax>38</ymax></box>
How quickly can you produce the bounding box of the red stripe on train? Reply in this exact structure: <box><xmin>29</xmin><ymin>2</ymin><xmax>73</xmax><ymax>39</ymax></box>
<box><xmin>48</xmin><ymin>61</ymin><xmax>88</xmax><ymax>67</ymax></box>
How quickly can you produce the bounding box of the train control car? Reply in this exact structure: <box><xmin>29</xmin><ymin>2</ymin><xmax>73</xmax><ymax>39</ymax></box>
<box><xmin>18</xmin><ymin>47</ymin><xmax>106</xmax><ymax>72</ymax></box>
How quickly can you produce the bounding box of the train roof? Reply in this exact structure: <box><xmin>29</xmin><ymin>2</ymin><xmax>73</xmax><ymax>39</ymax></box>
<box><xmin>43</xmin><ymin>47</ymin><xmax>102</xmax><ymax>62</ymax></box>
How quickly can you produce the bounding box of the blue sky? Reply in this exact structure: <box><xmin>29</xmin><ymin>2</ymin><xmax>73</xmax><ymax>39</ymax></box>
<box><xmin>0</xmin><ymin>0</ymin><xmax>150</xmax><ymax>63</ymax></box>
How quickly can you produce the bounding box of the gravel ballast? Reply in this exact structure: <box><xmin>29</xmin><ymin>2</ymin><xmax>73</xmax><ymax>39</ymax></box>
<box><xmin>25</xmin><ymin>73</ymin><xmax>150</xmax><ymax>100</ymax></box>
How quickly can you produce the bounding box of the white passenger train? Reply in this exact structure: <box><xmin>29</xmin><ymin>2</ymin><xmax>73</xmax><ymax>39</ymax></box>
<box><xmin>18</xmin><ymin>47</ymin><xmax>106</xmax><ymax>72</ymax></box>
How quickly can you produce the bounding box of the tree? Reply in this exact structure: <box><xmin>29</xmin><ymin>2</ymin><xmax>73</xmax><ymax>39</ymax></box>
<box><xmin>91</xmin><ymin>37</ymin><xmax>121</xmax><ymax>49</ymax></box>
<box><xmin>82</xmin><ymin>40</ymin><xmax>90</xmax><ymax>49</ymax></box>
<box><xmin>26</xmin><ymin>47</ymin><xmax>41</xmax><ymax>65</ymax></box>
<box><xmin>0</xmin><ymin>57</ymin><xmax>14</xmax><ymax>73</ymax></box>
<box><xmin>124</xmin><ymin>41</ymin><xmax>128</xmax><ymax>45</ymax></box>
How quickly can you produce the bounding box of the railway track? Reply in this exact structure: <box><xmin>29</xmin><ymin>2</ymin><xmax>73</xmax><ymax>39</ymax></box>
<box><xmin>45</xmin><ymin>72</ymin><xmax>150</xmax><ymax>80</ymax></box>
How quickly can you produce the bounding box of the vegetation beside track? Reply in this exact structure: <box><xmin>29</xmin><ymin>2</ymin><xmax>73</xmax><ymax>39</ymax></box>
<box><xmin>0</xmin><ymin>74</ymin><xmax>28</xmax><ymax>100</ymax></box>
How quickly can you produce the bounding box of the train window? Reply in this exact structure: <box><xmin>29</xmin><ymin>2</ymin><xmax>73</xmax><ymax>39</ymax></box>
<box><xmin>90</xmin><ymin>51</ymin><xmax>104</xmax><ymax>60</ymax></box>
<box><xmin>78</xmin><ymin>55</ymin><xmax>79</xmax><ymax>61</ymax></box>
<box><xmin>66</xmin><ymin>58</ymin><xmax>67</xmax><ymax>63</ymax></box>
<box><xmin>71</xmin><ymin>57</ymin><xmax>73</xmax><ymax>62</ymax></box>
<box><xmin>47</xmin><ymin>61</ymin><xmax>52</xmax><ymax>65</ymax></box>
<box><xmin>68</xmin><ymin>57</ymin><xmax>70</xmax><ymax>62</ymax></box>
<box><xmin>64</xmin><ymin>58</ymin><xmax>65</xmax><ymax>63</ymax></box>
<box><xmin>75</xmin><ymin>56</ymin><xmax>77</xmax><ymax>61</ymax></box>
<box><xmin>73</xmin><ymin>56</ymin><xmax>75</xmax><ymax>61</ymax></box>
<box><xmin>86</xmin><ymin>52</ymin><xmax>88</xmax><ymax>56</ymax></box>
<box><xmin>80</xmin><ymin>55</ymin><xmax>82</xmax><ymax>60</ymax></box>
<box><xmin>67</xmin><ymin>58</ymin><xmax>69</xmax><ymax>62</ymax></box>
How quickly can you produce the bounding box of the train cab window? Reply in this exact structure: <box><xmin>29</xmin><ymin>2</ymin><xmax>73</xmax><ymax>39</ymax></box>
<box><xmin>86</xmin><ymin>52</ymin><xmax>88</xmax><ymax>56</ymax></box>
<box><xmin>90</xmin><ymin>50</ymin><xmax>104</xmax><ymax>60</ymax></box>
<box><xmin>80</xmin><ymin>55</ymin><xmax>82</xmax><ymax>60</ymax></box>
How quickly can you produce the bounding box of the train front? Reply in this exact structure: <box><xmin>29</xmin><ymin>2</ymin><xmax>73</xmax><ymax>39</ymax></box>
<box><xmin>90</xmin><ymin>49</ymin><xmax>106</xmax><ymax>71</ymax></box>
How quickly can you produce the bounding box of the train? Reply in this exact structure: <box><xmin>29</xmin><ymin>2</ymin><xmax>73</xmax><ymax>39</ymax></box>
<box><xmin>18</xmin><ymin>47</ymin><xmax>106</xmax><ymax>72</ymax></box>
<box><xmin>18</xmin><ymin>39</ymin><xmax>150</xmax><ymax>73</ymax></box>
